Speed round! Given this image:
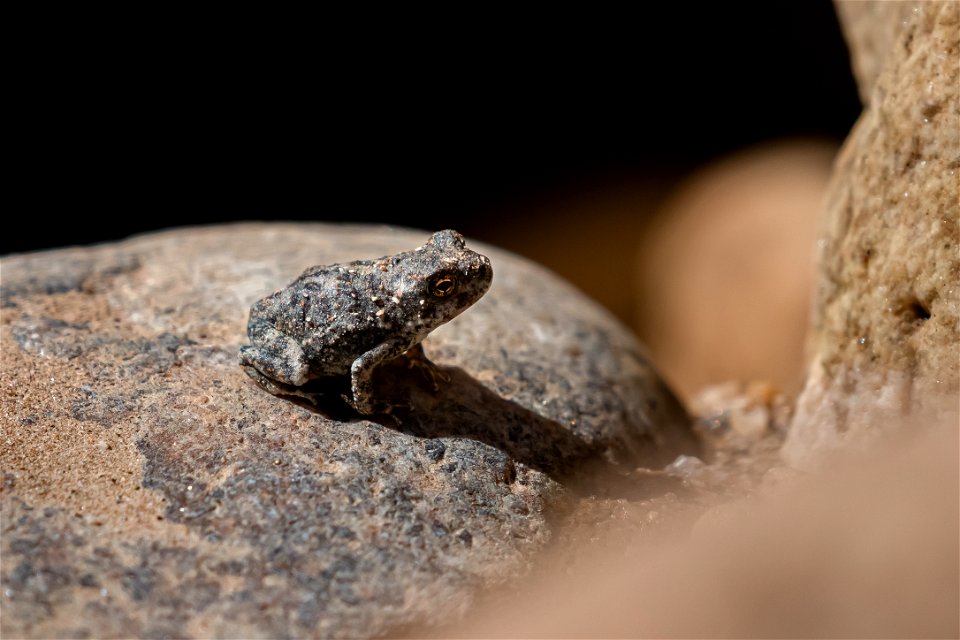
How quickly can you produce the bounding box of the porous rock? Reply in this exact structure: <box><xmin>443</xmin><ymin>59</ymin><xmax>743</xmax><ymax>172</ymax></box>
<box><xmin>0</xmin><ymin>223</ymin><xmax>697</xmax><ymax>638</ymax></box>
<box><xmin>785</xmin><ymin>2</ymin><xmax>959</xmax><ymax>464</ymax></box>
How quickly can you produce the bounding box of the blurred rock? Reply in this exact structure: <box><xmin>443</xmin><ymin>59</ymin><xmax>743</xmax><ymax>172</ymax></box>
<box><xmin>432</xmin><ymin>422</ymin><xmax>959</xmax><ymax>638</ymax></box>
<box><xmin>0</xmin><ymin>223</ymin><xmax>697</xmax><ymax>638</ymax></box>
<box><xmin>727</xmin><ymin>407</ymin><xmax>769</xmax><ymax>439</ymax></box>
<box><xmin>636</xmin><ymin>142</ymin><xmax>835</xmax><ymax>398</ymax></box>
<box><xmin>689</xmin><ymin>380</ymin><xmax>792</xmax><ymax>464</ymax></box>
<box><xmin>785</xmin><ymin>2</ymin><xmax>960</xmax><ymax>465</ymax></box>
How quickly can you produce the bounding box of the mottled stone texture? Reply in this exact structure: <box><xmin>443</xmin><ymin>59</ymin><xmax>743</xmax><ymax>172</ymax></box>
<box><xmin>0</xmin><ymin>224</ymin><xmax>697</xmax><ymax>638</ymax></box>
<box><xmin>785</xmin><ymin>2</ymin><xmax>959</xmax><ymax>463</ymax></box>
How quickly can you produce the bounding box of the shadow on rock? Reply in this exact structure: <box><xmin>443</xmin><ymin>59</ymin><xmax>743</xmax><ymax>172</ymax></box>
<box><xmin>378</xmin><ymin>363</ymin><xmax>696</xmax><ymax>500</ymax></box>
<box><xmin>378</xmin><ymin>364</ymin><xmax>608</xmax><ymax>481</ymax></box>
<box><xmin>267</xmin><ymin>358</ymin><xmax>690</xmax><ymax>498</ymax></box>
<box><xmin>281</xmin><ymin>360</ymin><xmax>607</xmax><ymax>481</ymax></box>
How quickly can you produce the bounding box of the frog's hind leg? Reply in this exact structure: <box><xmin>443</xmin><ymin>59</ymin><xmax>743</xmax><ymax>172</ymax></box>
<box><xmin>239</xmin><ymin>322</ymin><xmax>312</xmax><ymax>387</ymax></box>
<box><xmin>239</xmin><ymin>362</ymin><xmax>318</xmax><ymax>404</ymax></box>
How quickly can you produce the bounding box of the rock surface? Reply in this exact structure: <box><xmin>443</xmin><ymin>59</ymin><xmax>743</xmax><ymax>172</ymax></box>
<box><xmin>0</xmin><ymin>223</ymin><xmax>697</xmax><ymax>638</ymax></box>
<box><xmin>785</xmin><ymin>2</ymin><xmax>959</xmax><ymax>463</ymax></box>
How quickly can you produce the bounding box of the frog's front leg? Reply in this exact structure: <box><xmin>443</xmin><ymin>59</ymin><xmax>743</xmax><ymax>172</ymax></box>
<box><xmin>349</xmin><ymin>338</ymin><xmax>415</xmax><ymax>414</ymax></box>
<box><xmin>402</xmin><ymin>342</ymin><xmax>449</xmax><ymax>391</ymax></box>
<box><xmin>239</xmin><ymin>320</ymin><xmax>312</xmax><ymax>389</ymax></box>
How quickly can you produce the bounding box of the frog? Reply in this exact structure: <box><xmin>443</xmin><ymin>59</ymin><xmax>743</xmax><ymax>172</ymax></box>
<box><xmin>239</xmin><ymin>229</ymin><xmax>493</xmax><ymax>414</ymax></box>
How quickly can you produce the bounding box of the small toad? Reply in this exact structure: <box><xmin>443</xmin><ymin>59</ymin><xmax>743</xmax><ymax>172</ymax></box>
<box><xmin>239</xmin><ymin>230</ymin><xmax>493</xmax><ymax>414</ymax></box>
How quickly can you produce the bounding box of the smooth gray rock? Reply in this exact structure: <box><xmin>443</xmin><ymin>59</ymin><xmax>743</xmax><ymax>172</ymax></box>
<box><xmin>1</xmin><ymin>223</ymin><xmax>698</xmax><ymax>638</ymax></box>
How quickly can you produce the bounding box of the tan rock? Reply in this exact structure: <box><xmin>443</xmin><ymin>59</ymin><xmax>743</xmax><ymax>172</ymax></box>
<box><xmin>784</xmin><ymin>1</ymin><xmax>960</xmax><ymax>464</ymax></box>
<box><xmin>835</xmin><ymin>2</ymin><xmax>919</xmax><ymax>103</ymax></box>
<box><xmin>636</xmin><ymin>142</ymin><xmax>834</xmax><ymax>399</ymax></box>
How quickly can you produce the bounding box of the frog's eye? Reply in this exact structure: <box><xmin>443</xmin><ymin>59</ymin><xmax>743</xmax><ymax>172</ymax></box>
<box><xmin>430</xmin><ymin>275</ymin><xmax>457</xmax><ymax>297</ymax></box>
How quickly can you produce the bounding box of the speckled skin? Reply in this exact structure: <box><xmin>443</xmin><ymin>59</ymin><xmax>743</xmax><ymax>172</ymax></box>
<box><xmin>239</xmin><ymin>230</ymin><xmax>493</xmax><ymax>413</ymax></box>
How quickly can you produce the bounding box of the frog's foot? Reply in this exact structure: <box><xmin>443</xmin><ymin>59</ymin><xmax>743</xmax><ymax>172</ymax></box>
<box><xmin>340</xmin><ymin>392</ymin><xmax>402</xmax><ymax>420</ymax></box>
<box><xmin>241</xmin><ymin>365</ymin><xmax>322</xmax><ymax>405</ymax></box>
<box><xmin>402</xmin><ymin>343</ymin><xmax>449</xmax><ymax>392</ymax></box>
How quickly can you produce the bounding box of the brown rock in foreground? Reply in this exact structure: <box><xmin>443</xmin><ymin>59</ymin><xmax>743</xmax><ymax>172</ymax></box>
<box><xmin>429</xmin><ymin>423</ymin><xmax>959</xmax><ymax>638</ymax></box>
<box><xmin>785</xmin><ymin>2</ymin><xmax>959</xmax><ymax>463</ymax></box>
<box><xmin>0</xmin><ymin>223</ymin><xmax>697</xmax><ymax>638</ymax></box>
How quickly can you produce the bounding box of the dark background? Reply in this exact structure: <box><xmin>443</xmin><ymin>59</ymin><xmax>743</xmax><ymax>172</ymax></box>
<box><xmin>7</xmin><ymin>2</ymin><xmax>860</xmax><ymax>256</ymax></box>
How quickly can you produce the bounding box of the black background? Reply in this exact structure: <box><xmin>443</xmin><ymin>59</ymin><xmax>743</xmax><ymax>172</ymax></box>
<box><xmin>7</xmin><ymin>2</ymin><xmax>860</xmax><ymax>256</ymax></box>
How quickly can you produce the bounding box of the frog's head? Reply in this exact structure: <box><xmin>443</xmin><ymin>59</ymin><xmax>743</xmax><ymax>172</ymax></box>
<box><xmin>407</xmin><ymin>229</ymin><xmax>492</xmax><ymax>331</ymax></box>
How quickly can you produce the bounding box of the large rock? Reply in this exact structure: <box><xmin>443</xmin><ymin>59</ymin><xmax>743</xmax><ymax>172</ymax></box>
<box><xmin>785</xmin><ymin>2</ymin><xmax>959</xmax><ymax>463</ymax></box>
<box><xmin>0</xmin><ymin>223</ymin><xmax>697</xmax><ymax>638</ymax></box>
